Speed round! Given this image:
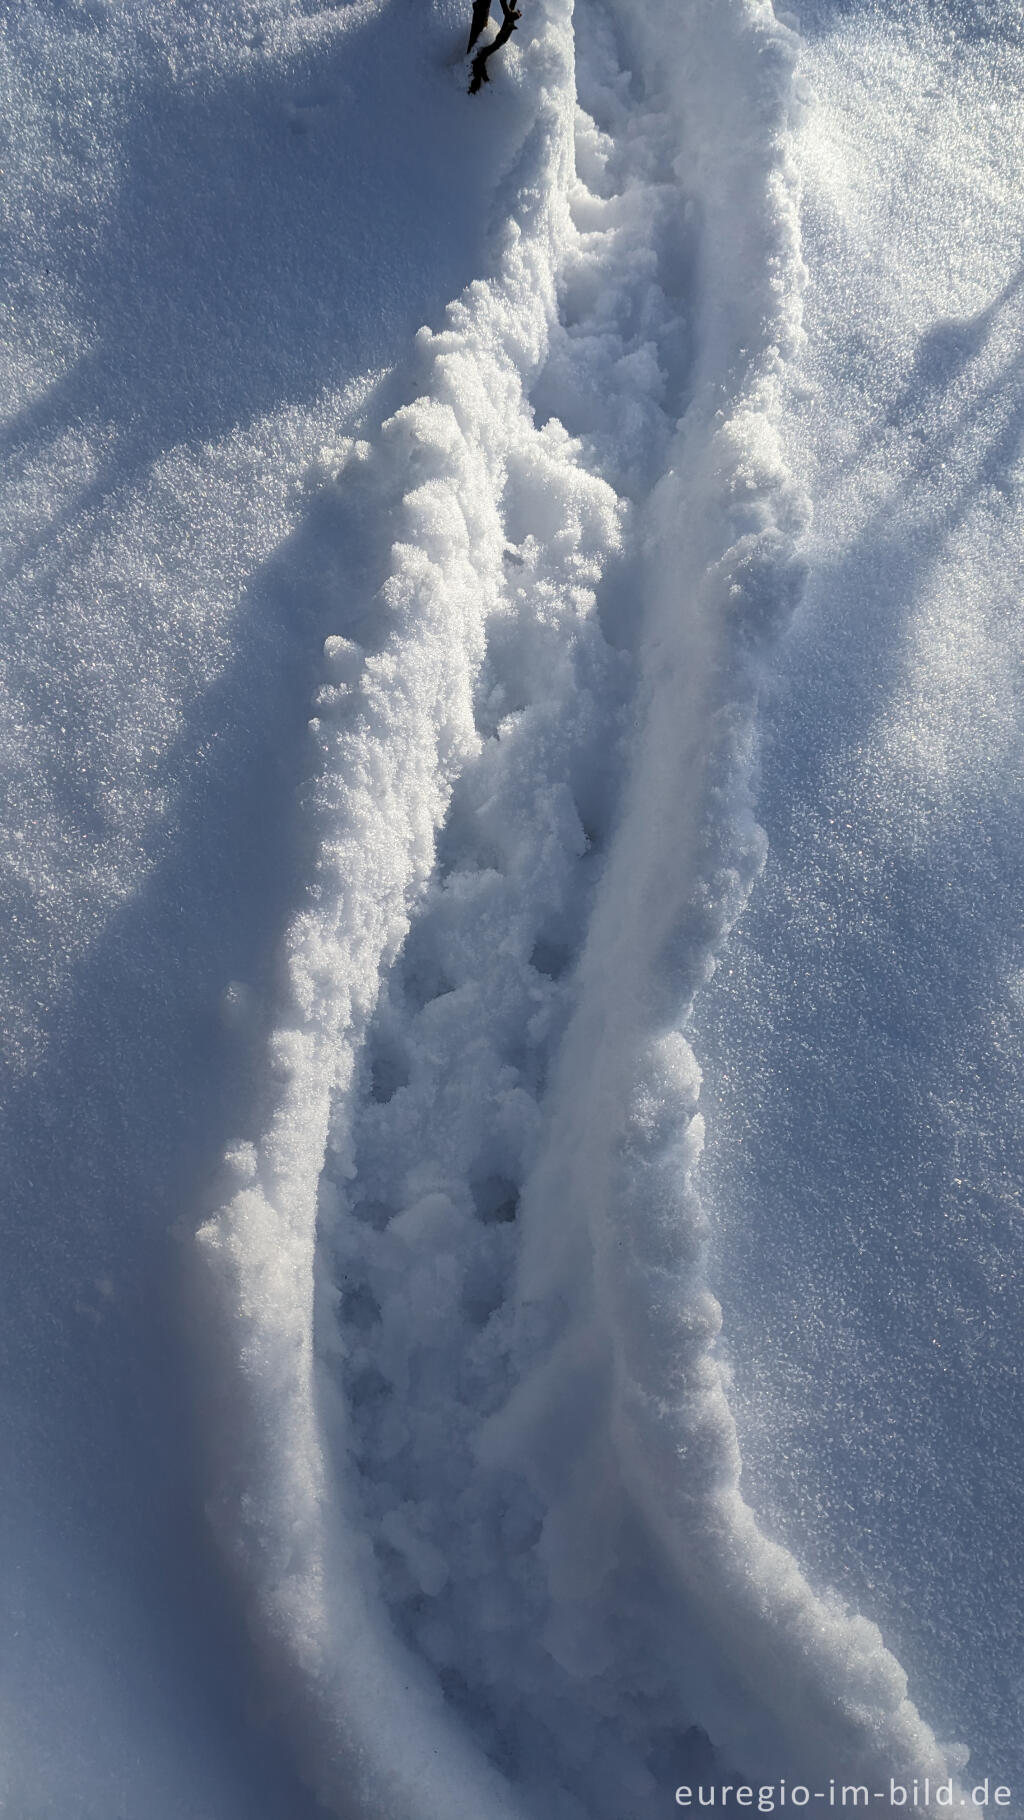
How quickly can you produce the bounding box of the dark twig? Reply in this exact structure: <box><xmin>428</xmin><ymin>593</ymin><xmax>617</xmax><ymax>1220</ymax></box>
<box><xmin>466</xmin><ymin>0</ymin><xmax>491</xmax><ymax>55</ymax></box>
<box><xmin>468</xmin><ymin>0</ymin><xmax>521</xmax><ymax>93</ymax></box>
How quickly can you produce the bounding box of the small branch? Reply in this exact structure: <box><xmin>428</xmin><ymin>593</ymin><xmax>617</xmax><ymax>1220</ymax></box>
<box><xmin>466</xmin><ymin>0</ymin><xmax>491</xmax><ymax>56</ymax></box>
<box><xmin>468</xmin><ymin>0</ymin><xmax>521</xmax><ymax>94</ymax></box>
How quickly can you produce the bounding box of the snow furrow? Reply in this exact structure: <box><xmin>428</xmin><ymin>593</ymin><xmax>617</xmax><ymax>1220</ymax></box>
<box><xmin>196</xmin><ymin>0</ymin><xmax>965</xmax><ymax>1814</ymax></box>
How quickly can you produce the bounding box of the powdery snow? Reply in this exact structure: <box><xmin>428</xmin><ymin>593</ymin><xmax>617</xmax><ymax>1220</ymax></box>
<box><xmin>2</xmin><ymin>0</ymin><xmax>1021</xmax><ymax>1815</ymax></box>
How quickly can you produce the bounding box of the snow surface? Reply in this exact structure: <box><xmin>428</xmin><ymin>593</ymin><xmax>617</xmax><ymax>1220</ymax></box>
<box><xmin>1</xmin><ymin>0</ymin><xmax>1021</xmax><ymax>1815</ymax></box>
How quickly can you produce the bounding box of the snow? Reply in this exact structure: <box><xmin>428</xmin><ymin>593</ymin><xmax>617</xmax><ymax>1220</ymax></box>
<box><xmin>1</xmin><ymin>0</ymin><xmax>1021</xmax><ymax>1815</ymax></box>
<box><xmin>696</xmin><ymin>0</ymin><xmax>1024</xmax><ymax>1795</ymax></box>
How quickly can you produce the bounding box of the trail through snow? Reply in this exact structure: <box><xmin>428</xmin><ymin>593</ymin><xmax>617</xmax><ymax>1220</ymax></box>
<box><xmin>197</xmin><ymin>1</ymin><xmax>968</xmax><ymax>1814</ymax></box>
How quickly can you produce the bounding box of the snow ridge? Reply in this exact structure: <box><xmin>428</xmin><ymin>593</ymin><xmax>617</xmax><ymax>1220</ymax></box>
<box><xmin>194</xmin><ymin>7</ymin><xmax>580</xmax><ymax>1814</ymax></box>
<box><xmin>197</xmin><ymin>0</ymin><xmax>964</xmax><ymax>1813</ymax></box>
<box><xmin>496</xmin><ymin>0</ymin><xmax>960</xmax><ymax>1797</ymax></box>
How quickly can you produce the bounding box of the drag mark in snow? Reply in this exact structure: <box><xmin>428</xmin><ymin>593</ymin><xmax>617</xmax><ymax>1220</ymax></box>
<box><xmin>195</xmin><ymin>0</ymin><xmax>968</xmax><ymax>1813</ymax></box>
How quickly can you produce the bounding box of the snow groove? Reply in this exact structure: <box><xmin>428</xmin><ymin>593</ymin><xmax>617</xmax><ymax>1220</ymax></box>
<box><xmin>311</xmin><ymin>16</ymin><xmax>711</xmax><ymax>1816</ymax></box>
<box><xmin>196</xmin><ymin>0</ymin><xmax>966</xmax><ymax>1813</ymax></box>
